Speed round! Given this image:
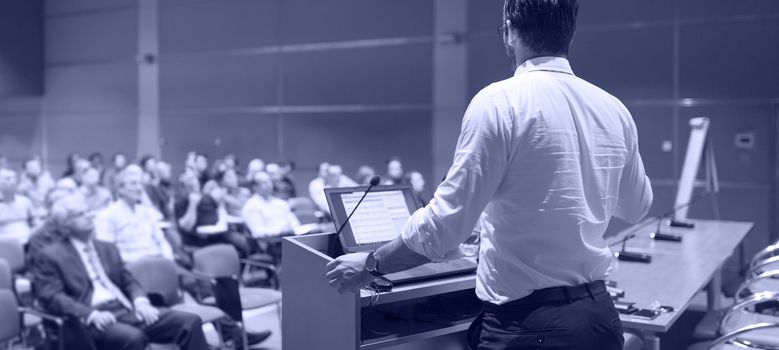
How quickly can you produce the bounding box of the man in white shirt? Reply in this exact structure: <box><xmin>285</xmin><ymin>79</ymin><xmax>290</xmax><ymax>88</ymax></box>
<box><xmin>243</xmin><ymin>171</ymin><xmax>301</xmax><ymax>238</ymax></box>
<box><xmin>326</xmin><ymin>1</ymin><xmax>652</xmax><ymax>349</ymax></box>
<box><xmin>309</xmin><ymin>163</ymin><xmax>358</xmax><ymax>214</ymax></box>
<box><xmin>95</xmin><ymin>165</ymin><xmax>174</xmax><ymax>264</ymax></box>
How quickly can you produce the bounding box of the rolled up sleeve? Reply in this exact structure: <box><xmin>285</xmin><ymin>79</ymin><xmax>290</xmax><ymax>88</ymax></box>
<box><xmin>402</xmin><ymin>89</ymin><xmax>511</xmax><ymax>261</ymax></box>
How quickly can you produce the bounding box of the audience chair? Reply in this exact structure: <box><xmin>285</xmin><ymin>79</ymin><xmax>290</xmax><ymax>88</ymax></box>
<box><xmin>126</xmin><ymin>256</ymin><xmax>227</xmax><ymax>347</ymax></box>
<box><xmin>0</xmin><ymin>288</ymin><xmax>68</xmax><ymax>350</ymax></box>
<box><xmin>0</xmin><ymin>238</ymin><xmax>31</xmax><ymax>299</ymax></box>
<box><xmin>192</xmin><ymin>245</ymin><xmax>282</xmax><ymax>348</ymax></box>
<box><xmin>707</xmin><ymin>323</ymin><xmax>779</xmax><ymax>350</ymax></box>
<box><xmin>690</xmin><ymin>291</ymin><xmax>779</xmax><ymax>350</ymax></box>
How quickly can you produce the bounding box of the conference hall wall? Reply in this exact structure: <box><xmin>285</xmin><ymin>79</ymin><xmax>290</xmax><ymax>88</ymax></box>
<box><xmin>469</xmin><ymin>1</ymin><xmax>779</xmax><ymax>275</ymax></box>
<box><xmin>38</xmin><ymin>0</ymin><xmax>434</xmax><ymax>192</ymax></box>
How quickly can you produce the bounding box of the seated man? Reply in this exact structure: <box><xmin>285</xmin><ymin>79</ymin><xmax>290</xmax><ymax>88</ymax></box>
<box><xmin>309</xmin><ymin>163</ymin><xmax>357</xmax><ymax>214</ymax></box>
<box><xmin>81</xmin><ymin>166</ymin><xmax>113</xmax><ymax>214</ymax></box>
<box><xmin>33</xmin><ymin>194</ymin><xmax>209</xmax><ymax>350</ymax></box>
<box><xmin>99</xmin><ymin>165</ymin><xmax>271</xmax><ymax>348</ymax></box>
<box><xmin>243</xmin><ymin>171</ymin><xmax>301</xmax><ymax>238</ymax></box>
<box><xmin>0</xmin><ymin>168</ymin><xmax>38</xmax><ymax>244</ymax></box>
<box><xmin>174</xmin><ymin>171</ymin><xmax>251</xmax><ymax>257</ymax></box>
<box><xmin>95</xmin><ymin>165</ymin><xmax>174</xmax><ymax>264</ymax></box>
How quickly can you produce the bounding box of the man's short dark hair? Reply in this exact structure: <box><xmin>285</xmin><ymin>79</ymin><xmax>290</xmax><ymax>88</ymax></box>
<box><xmin>504</xmin><ymin>0</ymin><xmax>579</xmax><ymax>55</ymax></box>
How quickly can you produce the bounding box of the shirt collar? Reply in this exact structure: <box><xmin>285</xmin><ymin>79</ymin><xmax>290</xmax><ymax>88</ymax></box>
<box><xmin>514</xmin><ymin>56</ymin><xmax>574</xmax><ymax>77</ymax></box>
<box><xmin>70</xmin><ymin>237</ymin><xmax>93</xmax><ymax>252</ymax></box>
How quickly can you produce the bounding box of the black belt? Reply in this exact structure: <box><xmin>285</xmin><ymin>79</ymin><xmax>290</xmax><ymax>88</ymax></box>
<box><xmin>488</xmin><ymin>280</ymin><xmax>607</xmax><ymax>309</ymax></box>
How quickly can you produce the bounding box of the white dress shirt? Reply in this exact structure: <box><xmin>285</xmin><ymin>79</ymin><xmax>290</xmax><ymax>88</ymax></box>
<box><xmin>401</xmin><ymin>57</ymin><xmax>653</xmax><ymax>305</ymax></box>
<box><xmin>308</xmin><ymin>175</ymin><xmax>358</xmax><ymax>213</ymax></box>
<box><xmin>242</xmin><ymin>194</ymin><xmax>301</xmax><ymax>238</ymax></box>
<box><xmin>94</xmin><ymin>200</ymin><xmax>174</xmax><ymax>264</ymax></box>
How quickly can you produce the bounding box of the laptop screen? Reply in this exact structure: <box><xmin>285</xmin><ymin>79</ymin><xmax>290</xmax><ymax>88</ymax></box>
<box><xmin>325</xmin><ymin>184</ymin><xmax>420</xmax><ymax>252</ymax></box>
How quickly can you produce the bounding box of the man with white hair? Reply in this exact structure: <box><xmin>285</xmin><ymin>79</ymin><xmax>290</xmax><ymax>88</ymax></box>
<box><xmin>95</xmin><ymin>165</ymin><xmax>174</xmax><ymax>264</ymax></box>
<box><xmin>0</xmin><ymin>168</ymin><xmax>38</xmax><ymax>244</ymax></box>
<box><xmin>309</xmin><ymin>163</ymin><xmax>357</xmax><ymax>213</ymax></box>
<box><xmin>33</xmin><ymin>194</ymin><xmax>210</xmax><ymax>350</ymax></box>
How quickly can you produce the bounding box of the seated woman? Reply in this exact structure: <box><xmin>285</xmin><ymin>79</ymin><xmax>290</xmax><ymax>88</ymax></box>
<box><xmin>173</xmin><ymin>172</ymin><xmax>251</xmax><ymax>257</ymax></box>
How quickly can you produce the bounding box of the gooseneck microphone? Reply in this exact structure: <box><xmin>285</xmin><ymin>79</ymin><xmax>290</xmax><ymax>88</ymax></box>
<box><xmin>612</xmin><ymin>192</ymin><xmax>713</xmax><ymax>263</ymax></box>
<box><xmin>335</xmin><ymin>175</ymin><xmax>381</xmax><ymax>237</ymax></box>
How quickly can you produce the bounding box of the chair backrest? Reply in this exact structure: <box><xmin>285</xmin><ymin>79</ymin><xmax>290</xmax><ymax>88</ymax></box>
<box><xmin>0</xmin><ymin>238</ymin><xmax>24</xmax><ymax>272</ymax></box>
<box><xmin>0</xmin><ymin>259</ymin><xmax>11</xmax><ymax>291</ymax></box>
<box><xmin>0</xmin><ymin>289</ymin><xmax>20</xmax><ymax>343</ymax></box>
<box><xmin>193</xmin><ymin>244</ymin><xmax>240</xmax><ymax>278</ymax></box>
<box><xmin>126</xmin><ymin>257</ymin><xmax>180</xmax><ymax>306</ymax></box>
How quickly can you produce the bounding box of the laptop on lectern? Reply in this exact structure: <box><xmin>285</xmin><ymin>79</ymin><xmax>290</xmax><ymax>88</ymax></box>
<box><xmin>324</xmin><ymin>184</ymin><xmax>476</xmax><ymax>285</ymax></box>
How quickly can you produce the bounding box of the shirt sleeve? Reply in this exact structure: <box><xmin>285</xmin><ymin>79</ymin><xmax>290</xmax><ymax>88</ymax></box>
<box><xmin>615</xmin><ymin>111</ymin><xmax>653</xmax><ymax>223</ymax></box>
<box><xmin>401</xmin><ymin>89</ymin><xmax>512</xmax><ymax>261</ymax></box>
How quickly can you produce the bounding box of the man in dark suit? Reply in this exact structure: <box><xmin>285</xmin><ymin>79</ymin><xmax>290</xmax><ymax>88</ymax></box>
<box><xmin>33</xmin><ymin>194</ymin><xmax>210</xmax><ymax>350</ymax></box>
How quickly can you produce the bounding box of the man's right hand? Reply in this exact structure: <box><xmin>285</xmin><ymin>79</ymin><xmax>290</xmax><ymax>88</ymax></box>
<box><xmin>87</xmin><ymin>311</ymin><xmax>117</xmax><ymax>331</ymax></box>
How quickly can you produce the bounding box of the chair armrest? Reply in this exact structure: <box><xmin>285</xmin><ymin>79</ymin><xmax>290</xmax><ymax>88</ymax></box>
<box><xmin>750</xmin><ymin>255</ymin><xmax>779</xmax><ymax>276</ymax></box>
<box><xmin>176</xmin><ymin>268</ymin><xmax>217</xmax><ymax>285</ymax></box>
<box><xmin>19</xmin><ymin>306</ymin><xmax>64</xmax><ymax>325</ymax></box>
<box><xmin>736</xmin><ymin>269</ymin><xmax>779</xmax><ymax>302</ymax></box>
<box><xmin>720</xmin><ymin>291</ymin><xmax>779</xmax><ymax>332</ymax></box>
<box><xmin>710</xmin><ymin>322</ymin><xmax>779</xmax><ymax>348</ymax></box>
<box><xmin>240</xmin><ymin>259</ymin><xmax>277</xmax><ymax>272</ymax></box>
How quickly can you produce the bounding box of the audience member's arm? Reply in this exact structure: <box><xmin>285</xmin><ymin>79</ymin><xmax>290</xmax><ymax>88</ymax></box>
<box><xmin>242</xmin><ymin>202</ymin><xmax>283</xmax><ymax>237</ymax></box>
<box><xmin>284</xmin><ymin>203</ymin><xmax>301</xmax><ymax>230</ymax></box>
<box><xmin>177</xmin><ymin>195</ymin><xmax>200</xmax><ymax>232</ymax></box>
<box><xmin>33</xmin><ymin>251</ymin><xmax>95</xmax><ymax>319</ymax></box>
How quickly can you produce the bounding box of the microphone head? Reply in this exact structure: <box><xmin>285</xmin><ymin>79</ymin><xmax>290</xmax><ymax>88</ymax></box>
<box><xmin>369</xmin><ymin>175</ymin><xmax>381</xmax><ymax>187</ymax></box>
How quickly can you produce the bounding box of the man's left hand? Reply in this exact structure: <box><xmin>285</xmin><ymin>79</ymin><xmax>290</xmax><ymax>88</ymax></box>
<box><xmin>325</xmin><ymin>252</ymin><xmax>374</xmax><ymax>293</ymax></box>
<box><xmin>134</xmin><ymin>300</ymin><xmax>160</xmax><ymax>326</ymax></box>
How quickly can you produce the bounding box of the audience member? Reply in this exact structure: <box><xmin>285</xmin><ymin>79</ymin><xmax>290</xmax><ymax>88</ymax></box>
<box><xmin>266</xmin><ymin>163</ymin><xmax>296</xmax><ymax>200</ymax></box>
<box><xmin>55</xmin><ymin>177</ymin><xmax>79</xmax><ymax>194</ymax></box>
<box><xmin>174</xmin><ymin>172</ymin><xmax>251</xmax><ymax>257</ymax></box>
<box><xmin>308</xmin><ymin>162</ymin><xmax>330</xmax><ymax>212</ymax></box>
<box><xmin>212</xmin><ymin>168</ymin><xmax>250</xmax><ymax>217</ymax></box>
<box><xmin>67</xmin><ymin>158</ymin><xmax>91</xmax><ymax>186</ymax></box>
<box><xmin>61</xmin><ymin>152</ymin><xmax>81</xmax><ymax>178</ymax></box>
<box><xmin>194</xmin><ymin>153</ymin><xmax>210</xmax><ymax>186</ymax></box>
<box><xmin>18</xmin><ymin>156</ymin><xmax>56</xmax><ymax>213</ymax></box>
<box><xmin>382</xmin><ymin>157</ymin><xmax>404</xmax><ymax>185</ymax></box>
<box><xmin>80</xmin><ymin>167</ymin><xmax>112</xmax><ymax>213</ymax></box>
<box><xmin>95</xmin><ymin>165</ymin><xmax>173</xmax><ymax>264</ymax></box>
<box><xmin>0</xmin><ymin>168</ymin><xmax>38</xmax><ymax>244</ymax></box>
<box><xmin>102</xmin><ymin>153</ymin><xmax>127</xmax><ymax>197</ymax></box>
<box><xmin>223</xmin><ymin>154</ymin><xmax>238</xmax><ymax>171</ymax></box>
<box><xmin>140</xmin><ymin>156</ymin><xmax>171</xmax><ymax>219</ymax></box>
<box><xmin>33</xmin><ymin>194</ymin><xmax>210</xmax><ymax>350</ymax></box>
<box><xmin>406</xmin><ymin>171</ymin><xmax>432</xmax><ymax>206</ymax></box>
<box><xmin>243</xmin><ymin>172</ymin><xmax>300</xmax><ymax>238</ymax></box>
<box><xmin>354</xmin><ymin>165</ymin><xmax>376</xmax><ymax>185</ymax></box>
<box><xmin>88</xmin><ymin>152</ymin><xmax>105</xmax><ymax>175</ymax></box>
<box><xmin>244</xmin><ymin>158</ymin><xmax>265</xmax><ymax>186</ymax></box>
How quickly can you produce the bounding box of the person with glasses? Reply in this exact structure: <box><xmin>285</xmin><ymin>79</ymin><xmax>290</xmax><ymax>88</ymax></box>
<box><xmin>326</xmin><ymin>1</ymin><xmax>652</xmax><ymax>349</ymax></box>
<box><xmin>32</xmin><ymin>194</ymin><xmax>210</xmax><ymax>350</ymax></box>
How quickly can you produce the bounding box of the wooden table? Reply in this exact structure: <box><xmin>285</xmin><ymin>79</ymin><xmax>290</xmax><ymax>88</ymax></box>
<box><xmin>607</xmin><ymin>219</ymin><xmax>753</xmax><ymax>350</ymax></box>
